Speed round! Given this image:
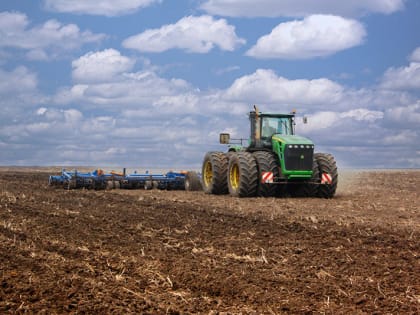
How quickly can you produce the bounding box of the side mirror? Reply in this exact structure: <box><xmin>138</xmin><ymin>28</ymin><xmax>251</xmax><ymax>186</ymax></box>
<box><xmin>219</xmin><ymin>133</ymin><xmax>230</xmax><ymax>144</ymax></box>
<box><xmin>303</xmin><ymin>116</ymin><xmax>308</xmax><ymax>124</ymax></box>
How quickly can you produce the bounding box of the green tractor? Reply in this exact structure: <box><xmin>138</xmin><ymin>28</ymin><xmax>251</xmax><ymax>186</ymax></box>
<box><xmin>202</xmin><ymin>106</ymin><xmax>338</xmax><ymax>198</ymax></box>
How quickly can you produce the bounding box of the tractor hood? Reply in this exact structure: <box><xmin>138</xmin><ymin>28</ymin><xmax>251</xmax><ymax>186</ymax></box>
<box><xmin>272</xmin><ymin>134</ymin><xmax>313</xmax><ymax>145</ymax></box>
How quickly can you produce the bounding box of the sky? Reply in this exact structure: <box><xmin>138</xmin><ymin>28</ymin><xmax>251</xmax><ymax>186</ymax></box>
<box><xmin>0</xmin><ymin>0</ymin><xmax>419</xmax><ymax>170</ymax></box>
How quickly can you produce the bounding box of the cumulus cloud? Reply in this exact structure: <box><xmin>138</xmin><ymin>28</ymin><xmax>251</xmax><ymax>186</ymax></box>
<box><xmin>385</xmin><ymin>102</ymin><xmax>420</xmax><ymax>127</ymax></box>
<box><xmin>382</xmin><ymin>130</ymin><xmax>418</xmax><ymax>146</ymax></box>
<box><xmin>222</xmin><ymin>69</ymin><xmax>344</xmax><ymax>107</ymax></box>
<box><xmin>0</xmin><ymin>66</ymin><xmax>42</xmax><ymax>128</ymax></box>
<box><xmin>214</xmin><ymin>65</ymin><xmax>240</xmax><ymax>76</ymax></box>
<box><xmin>44</xmin><ymin>0</ymin><xmax>161</xmax><ymax>17</ymax></box>
<box><xmin>200</xmin><ymin>0</ymin><xmax>405</xmax><ymax>17</ymax></box>
<box><xmin>298</xmin><ymin>110</ymin><xmax>382</xmax><ymax>143</ymax></box>
<box><xmin>20</xmin><ymin>108</ymin><xmax>84</xmax><ymax>138</ymax></box>
<box><xmin>246</xmin><ymin>15</ymin><xmax>366</xmax><ymax>59</ymax></box>
<box><xmin>0</xmin><ymin>11</ymin><xmax>105</xmax><ymax>60</ymax></box>
<box><xmin>340</xmin><ymin>108</ymin><xmax>384</xmax><ymax>122</ymax></box>
<box><xmin>0</xmin><ymin>66</ymin><xmax>37</xmax><ymax>94</ymax></box>
<box><xmin>54</xmin><ymin>71</ymin><xmax>192</xmax><ymax>109</ymax></box>
<box><xmin>72</xmin><ymin>49</ymin><xmax>136</xmax><ymax>83</ymax></box>
<box><xmin>410</xmin><ymin>47</ymin><xmax>420</xmax><ymax>62</ymax></box>
<box><xmin>381</xmin><ymin>63</ymin><xmax>420</xmax><ymax>90</ymax></box>
<box><xmin>123</xmin><ymin>15</ymin><xmax>245</xmax><ymax>53</ymax></box>
<box><xmin>381</xmin><ymin>47</ymin><xmax>420</xmax><ymax>90</ymax></box>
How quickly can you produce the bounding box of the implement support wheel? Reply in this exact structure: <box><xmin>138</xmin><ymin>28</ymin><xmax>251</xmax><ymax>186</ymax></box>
<box><xmin>185</xmin><ymin>171</ymin><xmax>202</xmax><ymax>191</ymax></box>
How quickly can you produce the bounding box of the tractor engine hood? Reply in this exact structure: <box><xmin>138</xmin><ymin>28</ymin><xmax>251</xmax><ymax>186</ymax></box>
<box><xmin>272</xmin><ymin>134</ymin><xmax>314</xmax><ymax>174</ymax></box>
<box><xmin>272</xmin><ymin>134</ymin><xmax>314</xmax><ymax>145</ymax></box>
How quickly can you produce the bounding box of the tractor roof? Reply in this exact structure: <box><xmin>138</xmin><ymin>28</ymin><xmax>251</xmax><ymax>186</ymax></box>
<box><xmin>251</xmin><ymin>111</ymin><xmax>295</xmax><ymax>118</ymax></box>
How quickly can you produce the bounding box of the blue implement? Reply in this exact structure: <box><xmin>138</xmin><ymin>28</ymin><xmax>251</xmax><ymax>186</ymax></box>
<box><xmin>48</xmin><ymin>169</ymin><xmax>188</xmax><ymax>190</ymax></box>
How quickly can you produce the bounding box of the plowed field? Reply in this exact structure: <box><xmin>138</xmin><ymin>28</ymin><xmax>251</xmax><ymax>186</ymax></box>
<box><xmin>0</xmin><ymin>169</ymin><xmax>419</xmax><ymax>314</ymax></box>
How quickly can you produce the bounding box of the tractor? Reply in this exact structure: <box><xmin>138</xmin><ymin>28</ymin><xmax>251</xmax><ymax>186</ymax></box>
<box><xmin>201</xmin><ymin>106</ymin><xmax>338</xmax><ymax>198</ymax></box>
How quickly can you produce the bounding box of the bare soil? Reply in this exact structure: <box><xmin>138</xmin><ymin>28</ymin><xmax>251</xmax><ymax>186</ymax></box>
<box><xmin>0</xmin><ymin>169</ymin><xmax>419</xmax><ymax>314</ymax></box>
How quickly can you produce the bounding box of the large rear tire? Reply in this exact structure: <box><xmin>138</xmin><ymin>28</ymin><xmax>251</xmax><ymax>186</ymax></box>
<box><xmin>202</xmin><ymin>152</ymin><xmax>229</xmax><ymax>194</ymax></box>
<box><xmin>252</xmin><ymin>151</ymin><xmax>279</xmax><ymax>197</ymax></box>
<box><xmin>185</xmin><ymin>171</ymin><xmax>202</xmax><ymax>191</ymax></box>
<box><xmin>227</xmin><ymin>152</ymin><xmax>258</xmax><ymax>197</ymax></box>
<box><xmin>314</xmin><ymin>153</ymin><xmax>338</xmax><ymax>198</ymax></box>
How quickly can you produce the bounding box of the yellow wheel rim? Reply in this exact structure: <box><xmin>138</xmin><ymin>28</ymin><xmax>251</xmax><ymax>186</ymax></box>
<box><xmin>203</xmin><ymin>161</ymin><xmax>213</xmax><ymax>187</ymax></box>
<box><xmin>229</xmin><ymin>163</ymin><xmax>240</xmax><ymax>190</ymax></box>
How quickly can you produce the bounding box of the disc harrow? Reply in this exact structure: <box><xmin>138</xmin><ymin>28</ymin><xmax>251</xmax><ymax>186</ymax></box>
<box><xmin>48</xmin><ymin>168</ymin><xmax>198</xmax><ymax>191</ymax></box>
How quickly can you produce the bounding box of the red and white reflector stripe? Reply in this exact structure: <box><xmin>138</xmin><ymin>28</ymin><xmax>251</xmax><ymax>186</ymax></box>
<box><xmin>321</xmin><ymin>173</ymin><xmax>332</xmax><ymax>185</ymax></box>
<box><xmin>261</xmin><ymin>172</ymin><xmax>274</xmax><ymax>183</ymax></box>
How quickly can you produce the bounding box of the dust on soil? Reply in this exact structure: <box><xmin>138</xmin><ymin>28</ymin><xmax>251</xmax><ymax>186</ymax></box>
<box><xmin>0</xmin><ymin>169</ymin><xmax>419</xmax><ymax>314</ymax></box>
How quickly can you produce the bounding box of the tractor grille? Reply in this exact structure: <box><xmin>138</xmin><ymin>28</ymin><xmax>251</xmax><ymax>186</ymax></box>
<box><xmin>284</xmin><ymin>146</ymin><xmax>313</xmax><ymax>171</ymax></box>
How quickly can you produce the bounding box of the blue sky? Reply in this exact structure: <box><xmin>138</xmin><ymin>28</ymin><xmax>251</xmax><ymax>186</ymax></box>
<box><xmin>0</xmin><ymin>0</ymin><xmax>419</xmax><ymax>169</ymax></box>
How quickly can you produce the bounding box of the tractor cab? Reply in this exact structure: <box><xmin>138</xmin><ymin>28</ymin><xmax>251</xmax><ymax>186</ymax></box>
<box><xmin>249</xmin><ymin>111</ymin><xmax>295</xmax><ymax>149</ymax></box>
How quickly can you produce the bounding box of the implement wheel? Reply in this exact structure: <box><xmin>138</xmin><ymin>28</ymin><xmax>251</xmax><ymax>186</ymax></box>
<box><xmin>228</xmin><ymin>152</ymin><xmax>258</xmax><ymax>197</ymax></box>
<box><xmin>185</xmin><ymin>171</ymin><xmax>202</xmax><ymax>191</ymax></box>
<box><xmin>202</xmin><ymin>152</ymin><xmax>229</xmax><ymax>194</ymax></box>
<box><xmin>315</xmin><ymin>153</ymin><xmax>338</xmax><ymax>198</ymax></box>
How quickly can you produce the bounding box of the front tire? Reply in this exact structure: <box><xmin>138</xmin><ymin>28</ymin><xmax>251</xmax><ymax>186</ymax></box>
<box><xmin>228</xmin><ymin>152</ymin><xmax>258</xmax><ymax>197</ymax></box>
<box><xmin>315</xmin><ymin>153</ymin><xmax>338</xmax><ymax>198</ymax></box>
<box><xmin>202</xmin><ymin>152</ymin><xmax>229</xmax><ymax>194</ymax></box>
<box><xmin>252</xmin><ymin>151</ymin><xmax>279</xmax><ymax>197</ymax></box>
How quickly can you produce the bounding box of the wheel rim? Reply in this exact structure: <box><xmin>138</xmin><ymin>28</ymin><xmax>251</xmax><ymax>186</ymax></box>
<box><xmin>203</xmin><ymin>161</ymin><xmax>213</xmax><ymax>187</ymax></box>
<box><xmin>229</xmin><ymin>163</ymin><xmax>240</xmax><ymax>190</ymax></box>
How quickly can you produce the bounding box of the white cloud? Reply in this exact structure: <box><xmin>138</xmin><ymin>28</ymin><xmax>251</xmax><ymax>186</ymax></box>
<box><xmin>246</xmin><ymin>15</ymin><xmax>366</xmax><ymax>59</ymax></box>
<box><xmin>299</xmin><ymin>108</ymin><xmax>383</xmax><ymax>134</ymax></box>
<box><xmin>54</xmin><ymin>68</ymin><xmax>193</xmax><ymax>109</ymax></box>
<box><xmin>0</xmin><ymin>66</ymin><xmax>41</xmax><ymax>128</ymax></box>
<box><xmin>200</xmin><ymin>0</ymin><xmax>405</xmax><ymax>17</ymax></box>
<box><xmin>0</xmin><ymin>10</ymin><xmax>27</xmax><ymax>33</ymax></box>
<box><xmin>152</xmin><ymin>93</ymin><xmax>200</xmax><ymax>112</ymax></box>
<box><xmin>380</xmin><ymin>47</ymin><xmax>420</xmax><ymax>90</ymax></box>
<box><xmin>72</xmin><ymin>49</ymin><xmax>136</xmax><ymax>83</ymax></box>
<box><xmin>36</xmin><ymin>107</ymin><xmax>48</xmax><ymax>116</ymax></box>
<box><xmin>0</xmin><ymin>66</ymin><xmax>37</xmax><ymax>94</ymax></box>
<box><xmin>383</xmin><ymin>130</ymin><xmax>418</xmax><ymax>145</ymax></box>
<box><xmin>214</xmin><ymin>66</ymin><xmax>240</xmax><ymax>76</ymax></box>
<box><xmin>222</xmin><ymin>69</ymin><xmax>344</xmax><ymax>107</ymax></box>
<box><xmin>410</xmin><ymin>47</ymin><xmax>420</xmax><ymax>62</ymax></box>
<box><xmin>385</xmin><ymin>102</ymin><xmax>420</xmax><ymax>127</ymax></box>
<box><xmin>0</xmin><ymin>108</ymin><xmax>82</xmax><ymax>145</ymax></box>
<box><xmin>123</xmin><ymin>15</ymin><xmax>245</xmax><ymax>53</ymax></box>
<box><xmin>63</xmin><ymin>109</ymin><xmax>83</xmax><ymax>125</ymax></box>
<box><xmin>340</xmin><ymin>108</ymin><xmax>384</xmax><ymax>123</ymax></box>
<box><xmin>301</xmin><ymin>111</ymin><xmax>339</xmax><ymax>131</ymax></box>
<box><xmin>381</xmin><ymin>62</ymin><xmax>420</xmax><ymax>90</ymax></box>
<box><xmin>44</xmin><ymin>0</ymin><xmax>161</xmax><ymax>17</ymax></box>
<box><xmin>81</xmin><ymin>116</ymin><xmax>116</xmax><ymax>134</ymax></box>
<box><xmin>26</xmin><ymin>49</ymin><xmax>49</xmax><ymax>61</ymax></box>
<box><xmin>0</xmin><ymin>11</ymin><xmax>105</xmax><ymax>60</ymax></box>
